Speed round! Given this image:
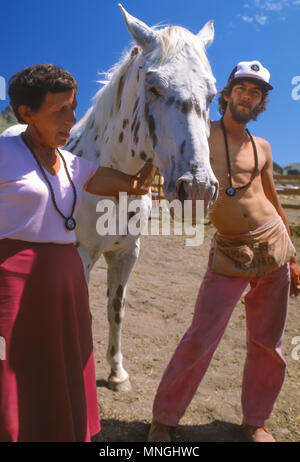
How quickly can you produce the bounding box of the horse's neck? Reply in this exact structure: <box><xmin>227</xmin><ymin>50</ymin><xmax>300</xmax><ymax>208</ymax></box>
<box><xmin>75</xmin><ymin>56</ymin><xmax>149</xmax><ymax>175</ymax></box>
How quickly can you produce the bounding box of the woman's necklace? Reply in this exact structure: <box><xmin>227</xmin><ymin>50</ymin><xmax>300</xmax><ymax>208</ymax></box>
<box><xmin>22</xmin><ymin>134</ymin><xmax>77</xmax><ymax>231</ymax></box>
<box><xmin>220</xmin><ymin>118</ymin><xmax>258</xmax><ymax>197</ymax></box>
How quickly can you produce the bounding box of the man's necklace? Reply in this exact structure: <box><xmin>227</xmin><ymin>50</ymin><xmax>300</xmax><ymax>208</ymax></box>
<box><xmin>220</xmin><ymin>118</ymin><xmax>258</xmax><ymax>197</ymax></box>
<box><xmin>22</xmin><ymin>135</ymin><xmax>77</xmax><ymax>231</ymax></box>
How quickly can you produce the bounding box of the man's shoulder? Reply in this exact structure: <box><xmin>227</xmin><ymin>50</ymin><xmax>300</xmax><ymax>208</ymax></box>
<box><xmin>210</xmin><ymin>120</ymin><xmax>220</xmax><ymax>131</ymax></box>
<box><xmin>251</xmin><ymin>134</ymin><xmax>271</xmax><ymax>153</ymax></box>
<box><xmin>209</xmin><ymin>120</ymin><xmax>222</xmax><ymax>141</ymax></box>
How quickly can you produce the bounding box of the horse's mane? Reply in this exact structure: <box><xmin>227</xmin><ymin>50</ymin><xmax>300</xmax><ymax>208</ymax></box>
<box><xmin>72</xmin><ymin>25</ymin><xmax>211</xmax><ymax>138</ymax></box>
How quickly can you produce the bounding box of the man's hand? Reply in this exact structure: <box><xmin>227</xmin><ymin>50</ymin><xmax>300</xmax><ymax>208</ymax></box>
<box><xmin>290</xmin><ymin>256</ymin><xmax>300</xmax><ymax>296</ymax></box>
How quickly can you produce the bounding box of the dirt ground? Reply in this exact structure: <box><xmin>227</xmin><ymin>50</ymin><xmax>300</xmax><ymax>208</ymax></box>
<box><xmin>89</xmin><ymin>206</ymin><xmax>300</xmax><ymax>443</ymax></box>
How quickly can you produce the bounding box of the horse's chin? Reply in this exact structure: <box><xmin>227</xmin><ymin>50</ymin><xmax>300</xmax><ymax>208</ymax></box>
<box><xmin>169</xmin><ymin>202</ymin><xmax>209</xmax><ymax>223</ymax></box>
<box><xmin>162</xmin><ymin>191</ymin><xmax>209</xmax><ymax>223</ymax></box>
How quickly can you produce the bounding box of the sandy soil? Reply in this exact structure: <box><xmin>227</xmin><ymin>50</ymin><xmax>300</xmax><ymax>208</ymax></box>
<box><xmin>89</xmin><ymin>206</ymin><xmax>300</xmax><ymax>443</ymax></box>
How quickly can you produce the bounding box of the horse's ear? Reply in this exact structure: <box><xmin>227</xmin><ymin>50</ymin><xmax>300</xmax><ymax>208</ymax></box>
<box><xmin>118</xmin><ymin>4</ymin><xmax>159</xmax><ymax>53</ymax></box>
<box><xmin>197</xmin><ymin>20</ymin><xmax>214</xmax><ymax>48</ymax></box>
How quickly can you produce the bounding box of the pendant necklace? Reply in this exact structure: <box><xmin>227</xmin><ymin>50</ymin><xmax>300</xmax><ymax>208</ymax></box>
<box><xmin>220</xmin><ymin>118</ymin><xmax>258</xmax><ymax>197</ymax></box>
<box><xmin>22</xmin><ymin>135</ymin><xmax>77</xmax><ymax>231</ymax></box>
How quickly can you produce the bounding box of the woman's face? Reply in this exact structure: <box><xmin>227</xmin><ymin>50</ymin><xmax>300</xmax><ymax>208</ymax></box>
<box><xmin>22</xmin><ymin>89</ymin><xmax>78</xmax><ymax>148</ymax></box>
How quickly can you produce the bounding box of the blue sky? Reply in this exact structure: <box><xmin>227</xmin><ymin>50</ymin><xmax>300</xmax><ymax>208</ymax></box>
<box><xmin>0</xmin><ymin>0</ymin><xmax>299</xmax><ymax>167</ymax></box>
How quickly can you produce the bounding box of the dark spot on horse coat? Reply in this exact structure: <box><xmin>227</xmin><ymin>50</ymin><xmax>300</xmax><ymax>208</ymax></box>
<box><xmin>180</xmin><ymin>140</ymin><xmax>186</xmax><ymax>156</ymax></box>
<box><xmin>131</xmin><ymin>149</ymin><xmax>135</xmax><ymax>157</ymax></box>
<box><xmin>89</xmin><ymin>119</ymin><xmax>95</xmax><ymax>129</ymax></box>
<box><xmin>132</xmin><ymin>97</ymin><xmax>140</xmax><ymax>115</ymax></box>
<box><xmin>117</xmin><ymin>75</ymin><xmax>125</xmax><ymax>110</ymax></box>
<box><xmin>194</xmin><ymin>100</ymin><xmax>202</xmax><ymax>117</ymax></box>
<box><xmin>94</xmin><ymin>134</ymin><xmax>98</xmax><ymax>141</ymax></box>
<box><xmin>123</xmin><ymin>119</ymin><xmax>129</xmax><ymax>129</ymax></box>
<box><xmin>149</xmin><ymin>116</ymin><xmax>157</xmax><ymax>148</ymax></box>
<box><xmin>77</xmin><ymin>150</ymin><xmax>83</xmax><ymax>157</ymax></box>
<box><xmin>65</xmin><ymin>138</ymin><xmax>73</xmax><ymax>147</ymax></box>
<box><xmin>176</xmin><ymin>100</ymin><xmax>182</xmax><ymax>111</ymax></box>
<box><xmin>119</xmin><ymin>132</ymin><xmax>124</xmax><ymax>143</ymax></box>
<box><xmin>131</xmin><ymin>114</ymin><xmax>138</xmax><ymax>133</ymax></box>
<box><xmin>182</xmin><ymin>99</ymin><xmax>193</xmax><ymax>114</ymax></box>
<box><xmin>113</xmin><ymin>297</ymin><xmax>122</xmax><ymax>313</ymax></box>
<box><xmin>140</xmin><ymin>151</ymin><xmax>147</xmax><ymax>160</ymax></box>
<box><xmin>148</xmin><ymin>114</ymin><xmax>155</xmax><ymax>134</ymax></box>
<box><xmin>68</xmin><ymin>137</ymin><xmax>80</xmax><ymax>152</ymax></box>
<box><xmin>116</xmin><ymin>284</ymin><xmax>123</xmax><ymax>298</ymax></box>
<box><xmin>166</xmin><ymin>96</ymin><xmax>175</xmax><ymax>106</ymax></box>
<box><xmin>134</xmin><ymin>120</ymin><xmax>140</xmax><ymax>144</ymax></box>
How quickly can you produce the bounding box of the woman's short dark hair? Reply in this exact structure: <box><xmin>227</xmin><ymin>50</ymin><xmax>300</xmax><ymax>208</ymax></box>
<box><xmin>8</xmin><ymin>64</ymin><xmax>78</xmax><ymax>123</ymax></box>
<box><xmin>218</xmin><ymin>78</ymin><xmax>269</xmax><ymax>121</ymax></box>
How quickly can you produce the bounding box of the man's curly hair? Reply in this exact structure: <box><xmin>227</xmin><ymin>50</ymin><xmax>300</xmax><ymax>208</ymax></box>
<box><xmin>218</xmin><ymin>78</ymin><xmax>269</xmax><ymax>121</ymax></box>
<box><xmin>8</xmin><ymin>64</ymin><xmax>77</xmax><ymax>123</ymax></box>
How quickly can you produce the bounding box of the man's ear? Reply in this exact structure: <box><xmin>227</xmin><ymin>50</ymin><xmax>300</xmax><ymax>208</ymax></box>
<box><xmin>223</xmin><ymin>93</ymin><xmax>230</xmax><ymax>103</ymax></box>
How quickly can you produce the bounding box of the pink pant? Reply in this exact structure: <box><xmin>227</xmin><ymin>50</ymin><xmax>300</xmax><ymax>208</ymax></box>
<box><xmin>153</xmin><ymin>240</ymin><xmax>290</xmax><ymax>427</ymax></box>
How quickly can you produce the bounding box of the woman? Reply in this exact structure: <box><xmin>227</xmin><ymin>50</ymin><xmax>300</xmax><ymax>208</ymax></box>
<box><xmin>0</xmin><ymin>64</ymin><xmax>156</xmax><ymax>442</ymax></box>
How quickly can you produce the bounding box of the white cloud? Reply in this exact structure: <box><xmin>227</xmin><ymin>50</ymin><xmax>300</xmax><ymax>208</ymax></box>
<box><xmin>239</xmin><ymin>0</ymin><xmax>299</xmax><ymax>26</ymax></box>
<box><xmin>263</xmin><ymin>1</ymin><xmax>286</xmax><ymax>10</ymax></box>
<box><xmin>240</xmin><ymin>15</ymin><xmax>254</xmax><ymax>22</ymax></box>
<box><xmin>255</xmin><ymin>14</ymin><xmax>269</xmax><ymax>23</ymax></box>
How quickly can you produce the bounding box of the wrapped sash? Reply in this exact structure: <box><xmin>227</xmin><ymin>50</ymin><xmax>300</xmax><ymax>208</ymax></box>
<box><xmin>212</xmin><ymin>217</ymin><xmax>296</xmax><ymax>278</ymax></box>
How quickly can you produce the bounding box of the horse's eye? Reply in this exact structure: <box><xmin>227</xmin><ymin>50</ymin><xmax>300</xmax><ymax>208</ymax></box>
<box><xmin>149</xmin><ymin>86</ymin><xmax>161</xmax><ymax>97</ymax></box>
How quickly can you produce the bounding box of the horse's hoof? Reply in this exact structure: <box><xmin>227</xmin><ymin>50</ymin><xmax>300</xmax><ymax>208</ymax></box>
<box><xmin>108</xmin><ymin>377</ymin><xmax>132</xmax><ymax>392</ymax></box>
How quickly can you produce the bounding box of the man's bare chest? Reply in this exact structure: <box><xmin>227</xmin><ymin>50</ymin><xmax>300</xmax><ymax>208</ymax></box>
<box><xmin>210</xmin><ymin>135</ymin><xmax>265</xmax><ymax>185</ymax></box>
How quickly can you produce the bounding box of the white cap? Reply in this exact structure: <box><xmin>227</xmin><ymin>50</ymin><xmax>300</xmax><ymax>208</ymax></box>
<box><xmin>228</xmin><ymin>60</ymin><xmax>273</xmax><ymax>90</ymax></box>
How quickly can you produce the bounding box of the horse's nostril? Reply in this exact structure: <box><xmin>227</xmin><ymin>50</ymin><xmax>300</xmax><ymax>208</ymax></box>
<box><xmin>177</xmin><ymin>182</ymin><xmax>189</xmax><ymax>202</ymax></box>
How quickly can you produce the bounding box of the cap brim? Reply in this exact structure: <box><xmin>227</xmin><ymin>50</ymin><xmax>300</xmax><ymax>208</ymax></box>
<box><xmin>231</xmin><ymin>74</ymin><xmax>273</xmax><ymax>90</ymax></box>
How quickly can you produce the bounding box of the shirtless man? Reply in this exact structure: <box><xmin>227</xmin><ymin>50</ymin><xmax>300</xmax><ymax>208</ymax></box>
<box><xmin>148</xmin><ymin>61</ymin><xmax>300</xmax><ymax>443</ymax></box>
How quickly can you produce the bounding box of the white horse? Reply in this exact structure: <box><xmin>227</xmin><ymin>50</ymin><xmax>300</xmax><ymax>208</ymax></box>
<box><xmin>1</xmin><ymin>5</ymin><xmax>218</xmax><ymax>391</ymax></box>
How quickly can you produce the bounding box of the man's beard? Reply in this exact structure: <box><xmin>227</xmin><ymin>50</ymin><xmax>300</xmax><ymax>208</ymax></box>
<box><xmin>229</xmin><ymin>100</ymin><xmax>260</xmax><ymax>123</ymax></box>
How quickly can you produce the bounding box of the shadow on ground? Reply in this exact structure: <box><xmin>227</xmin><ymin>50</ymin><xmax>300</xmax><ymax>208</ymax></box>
<box><xmin>92</xmin><ymin>419</ymin><xmax>248</xmax><ymax>442</ymax></box>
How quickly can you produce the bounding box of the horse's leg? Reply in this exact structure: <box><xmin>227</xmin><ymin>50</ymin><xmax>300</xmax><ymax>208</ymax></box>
<box><xmin>104</xmin><ymin>239</ymin><xmax>140</xmax><ymax>392</ymax></box>
<box><xmin>76</xmin><ymin>242</ymin><xmax>95</xmax><ymax>285</ymax></box>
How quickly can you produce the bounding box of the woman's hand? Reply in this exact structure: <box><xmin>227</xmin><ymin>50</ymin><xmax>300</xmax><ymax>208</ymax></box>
<box><xmin>133</xmin><ymin>163</ymin><xmax>158</xmax><ymax>195</ymax></box>
<box><xmin>290</xmin><ymin>256</ymin><xmax>300</xmax><ymax>296</ymax></box>
<box><xmin>85</xmin><ymin>163</ymin><xmax>158</xmax><ymax>197</ymax></box>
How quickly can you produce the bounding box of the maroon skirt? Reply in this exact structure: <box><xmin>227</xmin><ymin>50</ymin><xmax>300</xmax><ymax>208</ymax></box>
<box><xmin>0</xmin><ymin>239</ymin><xmax>100</xmax><ymax>442</ymax></box>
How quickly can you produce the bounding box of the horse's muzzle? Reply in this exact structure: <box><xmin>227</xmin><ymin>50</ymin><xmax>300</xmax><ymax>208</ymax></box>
<box><xmin>176</xmin><ymin>176</ymin><xmax>219</xmax><ymax>215</ymax></box>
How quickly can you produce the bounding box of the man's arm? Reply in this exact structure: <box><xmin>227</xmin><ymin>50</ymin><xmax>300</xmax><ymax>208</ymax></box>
<box><xmin>261</xmin><ymin>141</ymin><xmax>300</xmax><ymax>296</ymax></box>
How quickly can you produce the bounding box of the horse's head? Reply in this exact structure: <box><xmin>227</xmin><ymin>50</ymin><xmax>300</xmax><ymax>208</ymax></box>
<box><xmin>119</xmin><ymin>4</ymin><xmax>218</xmax><ymax>214</ymax></box>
